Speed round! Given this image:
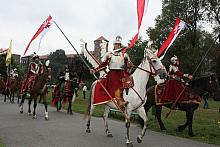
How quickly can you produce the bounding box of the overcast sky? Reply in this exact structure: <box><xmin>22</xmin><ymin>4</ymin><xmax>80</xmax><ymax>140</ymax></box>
<box><xmin>0</xmin><ymin>0</ymin><xmax>162</xmax><ymax>56</ymax></box>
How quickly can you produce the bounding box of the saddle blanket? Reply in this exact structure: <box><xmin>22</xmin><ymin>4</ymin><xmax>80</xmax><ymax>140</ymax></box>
<box><xmin>92</xmin><ymin>80</ymin><xmax>112</xmax><ymax>105</ymax></box>
<box><xmin>155</xmin><ymin>84</ymin><xmax>201</xmax><ymax>105</ymax></box>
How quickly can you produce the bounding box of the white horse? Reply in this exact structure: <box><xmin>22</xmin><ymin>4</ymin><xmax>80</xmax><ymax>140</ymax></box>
<box><xmin>85</xmin><ymin>48</ymin><xmax>167</xmax><ymax>146</ymax></box>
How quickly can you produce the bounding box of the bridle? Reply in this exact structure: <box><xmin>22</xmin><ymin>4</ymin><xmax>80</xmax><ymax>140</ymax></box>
<box><xmin>136</xmin><ymin>51</ymin><xmax>165</xmax><ymax>77</ymax></box>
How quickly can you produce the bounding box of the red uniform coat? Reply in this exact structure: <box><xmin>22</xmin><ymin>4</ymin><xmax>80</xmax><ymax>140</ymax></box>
<box><xmin>93</xmin><ymin>52</ymin><xmax>129</xmax><ymax>105</ymax></box>
<box><xmin>20</xmin><ymin>62</ymin><xmax>43</xmax><ymax>94</ymax></box>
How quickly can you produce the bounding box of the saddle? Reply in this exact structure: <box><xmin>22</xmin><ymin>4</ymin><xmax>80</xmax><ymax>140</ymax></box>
<box><xmin>121</xmin><ymin>75</ymin><xmax>134</xmax><ymax>89</ymax></box>
<box><xmin>155</xmin><ymin>83</ymin><xmax>202</xmax><ymax>105</ymax></box>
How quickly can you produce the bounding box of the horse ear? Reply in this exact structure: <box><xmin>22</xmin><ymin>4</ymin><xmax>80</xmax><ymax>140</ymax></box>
<box><xmin>45</xmin><ymin>60</ymin><xmax>50</xmax><ymax>67</ymax></box>
<box><xmin>155</xmin><ymin>49</ymin><xmax>158</xmax><ymax>56</ymax></box>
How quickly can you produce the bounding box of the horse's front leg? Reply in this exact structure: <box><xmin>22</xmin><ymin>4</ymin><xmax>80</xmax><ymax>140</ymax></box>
<box><xmin>125</xmin><ymin>112</ymin><xmax>132</xmax><ymax>146</ymax></box>
<box><xmin>68</xmin><ymin>96</ymin><xmax>73</xmax><ymax>115</ymax></box>
<box><xmin>187</xmin><ymin>109</ymin><xmax>195</xmax><ymax>137</ymax></box>
<box><xmin>136</xmin><ymin>107</ymin><xmax>148</xmax><ymax>144</ymax></box>
<box><xmin>28</xmin><ymin>99</ymin><xmax>32</xmax><ymax>115</ymax></box>
<box><xmin>33</xmin><ymin>99</ymin><xmax>37</xmax><ymax>119</ymax></box>
<box><xmin>156</xmin><ymin>105</ymin><xmax>166</xmax><ymax>130</ymax></box>
<box><xmin>43</xmin><ymin>95</ymin><xmax>48</xmax><ymax>120</ymax></box>
<box><xmin>86</xmin><ymin>105</ymin><xmax>95</xmax><ymax>133</ymax></box>
<box><xmin>103</xmin><ymin>105</ymin><xmax>112</xmax><ymax>137</ymax></box>
<box><xmin>19</xmin><ymin>93</ymin><xmax>26</xmax><ymax>114</ymax></box>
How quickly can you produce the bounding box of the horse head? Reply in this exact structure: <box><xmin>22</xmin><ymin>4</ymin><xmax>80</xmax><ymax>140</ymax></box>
<box><xmin>143</xmin><ymin>48</ymin><xmax>167</xmax><ymax>81</ymax></box>
<box><xmin>189</xmin><ymin>74</ymin><xmax>220</xmax><ymax>101</ymax></box>
<box><xmin>208</xmin><ymin>74</ymin><xmax>220</xmax><ymax>101</ymax></box>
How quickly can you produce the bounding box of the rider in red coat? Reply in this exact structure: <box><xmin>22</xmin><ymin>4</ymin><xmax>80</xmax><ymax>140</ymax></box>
<box><xmin>164</xmin><ymin>55</ymin><xmax>193</xmax><ymax>102</ymax></box>
<box><xmin>20</xmin><ymin>54</ymin><xmax>43</xmax><ymax>95</ymax></box>
<box><xmin>90</xmin><ymin>36</ymin><xmax>132</xmax><ymax>109</ymax></box>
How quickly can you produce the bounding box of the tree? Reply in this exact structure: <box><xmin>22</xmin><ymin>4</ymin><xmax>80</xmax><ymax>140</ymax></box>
<box><xmin>0</xmin><ymin>54</ymin><xmax>7</xmax><ymax>78</ymax></box>
<box><xmin>146</xmin><ymin>0</ymin><xmax>217</xmax><ymax>76</ymax></box>
<box><xmin>127</xmin><ymin>37</ymin><xmax>147</xmax><ymax>66</ymax></box>
<box><xmin>48</xmin><ymin>49</ymin><xmax>67</xmax><ymax>84</ymax></box>
<box><xmin>203</xmin><ymin>0</ymin><xmax>220</xmax><ymax>36</ymax></box>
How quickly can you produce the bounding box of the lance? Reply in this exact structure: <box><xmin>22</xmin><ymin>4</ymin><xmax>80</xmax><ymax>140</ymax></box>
<box><xmin>166</xmin><ymin>35</ymin><xmax>219</xmax><ymax>118</ymax></box>
<box><xmin>53</xmin><ymin>21</ymin><xmax>129</xmax><ymax>120</ymax></box>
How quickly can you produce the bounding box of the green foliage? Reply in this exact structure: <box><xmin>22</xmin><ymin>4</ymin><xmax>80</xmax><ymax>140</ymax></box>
<box><xmin>126</xmin><ymin>37</ymin><xmax>147</xmax><ymax>66</ymax></box>
<box><xmin>48</xmin><ymin>49</ymin><xmax>67</xmax><ymax>84</ymax></box>
<box><xmin>0</xmin><ymin>55</ymin><xmax>7</xmax><ymax>77</ymax></box>
<box><xmin>147</xmin><ymin>0</ymin><xmax>219</xmax><ymax>76</ymax></box>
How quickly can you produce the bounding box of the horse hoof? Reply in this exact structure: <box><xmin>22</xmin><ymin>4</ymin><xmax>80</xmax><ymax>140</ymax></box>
<box><xmin>45</xmin><ymin>116</ymin><xmax>49</xmax><ymax>120</ymax></box>
<box><xmin>107</xmin><ymin>133</ymin><xmax>113</xmax><ymax>137</ymax></box>
<box><xmin>86</xmin><ymin>129</ymin><xmax>91</xmax><ymax>133</ymax></box>
<box><xmin>33</xmin><ymin>115</ymin><xmax>37</xmax><ymax>119</ymax></box>
<box><xmin>126</xmin><ymin>142</ymin><xmax>133</xmax><ymax>147</ymax></box>
<box><xmin>28</xmin><ymin>113</ymin><xmax>32</xmax><ymax>116</ymax></box>
<box><xmin>177</xmin><ymin>126</ymin><xmax>184</xmax><ymax>132</ymax></box>
<box><xmin>20</xmin><ymin>111</ymin><xmax>23</xmax><ymax>114</ymax></box>
<box><xmin>189</xmin><ymin>132</ymin><xmax>195</xmax><ymax>137</ymax></box>
<box><xmin>137</xmin><ymin>135</ymin><xmax>142</xmax><ymax>143</ymax></box>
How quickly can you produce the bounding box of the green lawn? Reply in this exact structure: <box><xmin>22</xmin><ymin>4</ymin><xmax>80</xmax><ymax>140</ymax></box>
<box><xmin>48</xmin><ymin>89</ymin><xmax>220</xmax><ymax>145</ymax></box>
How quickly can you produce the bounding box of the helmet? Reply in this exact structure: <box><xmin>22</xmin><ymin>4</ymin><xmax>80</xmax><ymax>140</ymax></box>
<box><xmin>32</xmin><ymin>52</ymin><xmax>39</xmax><ymax>60</ymax></box>
<box><xmin>14</xmin><ymin>68</ymin><xmax>17</xmax><ymax>71</ymax></box>
<box><xmin>113</xmin><ymin>35</ymin><xmax>122</xmax><ymax>45</ymax></box>
<box><xmin>147</xmin><ymin>40</ymin><xmax>153</xmax><ymax>47</ymax></box>
<box><xmin>170</xmin><ymin>55</ymin><xmax>179</xmax><ymax>64</ymax></box>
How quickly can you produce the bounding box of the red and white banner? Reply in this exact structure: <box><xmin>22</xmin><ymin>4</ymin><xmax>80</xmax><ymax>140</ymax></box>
<box><xmin>157</xmin><ymin>18</ymin><xmax>186</xmax><ymax>59</ymax></box>
<box><xmin>23</xmin><ymin>15</ymin><xmax>53</xmax><ymax>56</ymax></box>
<box><xmin>123</xmin><ymin>0</ymin><xmax>148</xmax><ymax>56</ymax></box>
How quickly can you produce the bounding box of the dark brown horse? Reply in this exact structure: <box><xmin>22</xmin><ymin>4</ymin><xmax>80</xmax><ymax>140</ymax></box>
<box><xmin>7</xmin><ymin>77</ymin><xmax>22</xmax><ymax>103</ymax></box>
<box><xmin>19</xmin><ymin>62</ymin><xmax>51</xmax><ymax>120</ymax></box>
<box><xmin>142</xmin><ymin>74</ymin><xmax>220</xmax><ymax>137</ymax></box>
<box><xmin>52</xmin><ymin>78</ymin><xmax>78</xmax><ymax>114</ymax></box>
<box><xmin>0</xmin><ymin>77</ymin><xmax>10</xmax><ymax>101</ymax></box>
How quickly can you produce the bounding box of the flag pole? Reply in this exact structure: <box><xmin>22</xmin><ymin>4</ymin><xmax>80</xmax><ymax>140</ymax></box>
<box><xmin>53</xmin><ymin>20</ymin><xmax>129</xmax><ymax>120</ymax></box>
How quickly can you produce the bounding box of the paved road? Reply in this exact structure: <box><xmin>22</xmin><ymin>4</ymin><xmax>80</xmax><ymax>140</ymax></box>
<box><xmin>0</xmin><ymin>96</ymin><xmax>218</xmax><ymax>147</ymax></box>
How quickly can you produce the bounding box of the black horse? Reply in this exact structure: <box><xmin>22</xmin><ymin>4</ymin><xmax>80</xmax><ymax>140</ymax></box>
<box><xmin>52</xmin><ymin>78</ymin><xmax>78</xmax><ymax>114</ymax></box>
<box><xmin>142</xmin><ymin>74</ymin><xmax>220</xmax><ymax>137</ymax></box>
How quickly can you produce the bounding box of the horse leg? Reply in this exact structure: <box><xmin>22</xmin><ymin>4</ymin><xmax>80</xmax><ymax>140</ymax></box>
<box><xmin>12</xmin><ymin>93</ymin><xmax>14</xmax><ymax>103</ymax></box>
<box><xmin>103</xmin><ymin>105</ymin><xmax>112</xmax><ymax>137</ymax></box>
<box><xmin>156</xmin><ymin>105</ymin><xmax>166</xmax><ymax>130</ymax></box>
<box><xmin>33</xmin><ymin>99</ymin><xmax>37</xmax><ymax>119</ymax></box>
<box><xmin>28</xmin><ymin>99</ymin><xmax>32</xmax><ymax>116</ymax></box>
<box><xmin>58</xmin><ymin>98</ymin><xmax>62</xmax><ymax>110</ymax></box>
<box><xmin>125</xmin><ymin>112</ymin><xmax>132</xmax><ymax>146</ymax></box>
<box><xmin>43</xmin><ymin>96</ymin><xmax>48</xmax><ymax>120</ymax></box>
<box><xmin>17</xmin><ymin>93</ymin><xmax>20</xmax><ymax>104</ymax></box>
<box><xmin>177</xmin><ymin>108</ymin><xmax>191</xmax><ymax>133</ymax></box>
<box><xmin>55</xmin><ymin>101</ymin><xmax>59</xmax><ymax>112</ymax></box>
<box><xmin>136</xmin><ymin>107</ymin><xmax>148</xmax><ymax>144</ymax></box>
<box><xmin>86</xmin><ymin>105</ymin><xmax>95</xmax><ymax>133</ymax></box>
<box><xmin>68</xmin><ymin>97</ymin><xmax>73</xmax><ymax>115</ymax></box>
<box><xmin>4</xmin><ymin>94</ymin><xmax>6</xmax><ymax>102</ymax></box>
<box><xmin>19</xmin><ymin>94</ymin><xmax>26</xmax><ymax>114</ymax></box>
<box><xmin>187</xmin><ymin>109</ymin><xmax>195</xmax><ymax>137</ymax></box>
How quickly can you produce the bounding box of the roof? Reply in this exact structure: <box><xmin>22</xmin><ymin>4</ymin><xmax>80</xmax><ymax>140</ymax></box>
<box><xmin>94</xmin><ymin>36</ymin><xmax>109</xmax><ymax>42</ymax></box>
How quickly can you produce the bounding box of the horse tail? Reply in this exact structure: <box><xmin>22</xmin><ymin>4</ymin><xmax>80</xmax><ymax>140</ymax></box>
<box><xmin>84</xmin><ymin>82</ymin><xmax>95</xmax><ymax>119</ymax></box>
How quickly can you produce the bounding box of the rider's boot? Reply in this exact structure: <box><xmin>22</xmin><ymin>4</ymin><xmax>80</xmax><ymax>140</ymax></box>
<box><xmin>115</xmin><ymin>89</ymin><xmax>128</xmax><ymax>110</ymax></box>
